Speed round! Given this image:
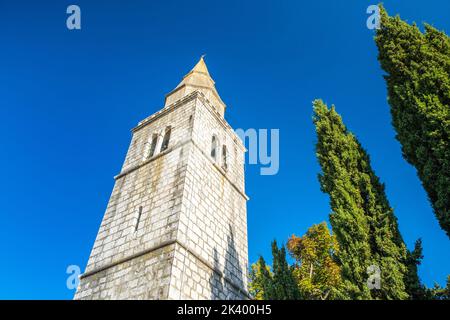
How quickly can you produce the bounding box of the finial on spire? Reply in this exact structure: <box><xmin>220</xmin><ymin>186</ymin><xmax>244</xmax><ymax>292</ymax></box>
<box><xmin>201</xmin><ymin>54</ymin><xmax>206</xmax><ymax>60</ymax></box>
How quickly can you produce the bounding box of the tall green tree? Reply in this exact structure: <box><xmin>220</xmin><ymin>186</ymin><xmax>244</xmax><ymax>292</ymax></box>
<box><xmin>404</xmin><ymin>239</ymin><xmax>428</xmax><ymax>300</ymax></box>
<box><xmin>248</xmin><ymin>257</ymin><xmax>272</xmax><ymax>300</ymax></box>
<box><xmin>270</xmin><ymin>240</ymin><xmax>301</xmax><ymax>300</ymax></box>
<box><xmin>287</xmin><ymin>222</ymin><xmax>346</xmax><ymax>300</ymax></box>
<box><xmin>249</xmin><ymin>243</ymin><xmax>300</xmax><ymax>300</ymax></box>
<box><xmin>375</xmin><ymin>5</ymin><xmax>450</xmax><ymax>238</ymax></box>
<box><xmin>313</xmin><ymin>100</ymin><xmax>409</xmax><ymax>299</ymax></box>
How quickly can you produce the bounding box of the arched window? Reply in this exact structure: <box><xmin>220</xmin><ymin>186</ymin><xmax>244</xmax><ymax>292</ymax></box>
<box><xmin>148</xmin><ymin>134</ymin><xmax>158</xmax><ymax>158</ymax></box>
<box><xmin>211</xmin><ymin>135</ymin><xmax>217</xmax><ymax>161</ymax></box>
<box><xmin>160</xmin><ymin>126</ymin><xmax>171</xmax><ymax>152</ymax></box>
<box><xmin>222</xmin><ymin>145</ymin><xmax>228</xmax><ymax>171</ymax></box>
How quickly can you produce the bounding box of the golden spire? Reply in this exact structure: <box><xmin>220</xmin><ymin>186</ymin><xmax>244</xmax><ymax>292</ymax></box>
<box><xmin>186</xmin><ymin>55</ymin><xmax>210</xmax><ymax>77</ymax></box>
<box><xmin>165</xmin><ymin>56</ymin><xmax>226</xmax><ymax>116</ymax></box>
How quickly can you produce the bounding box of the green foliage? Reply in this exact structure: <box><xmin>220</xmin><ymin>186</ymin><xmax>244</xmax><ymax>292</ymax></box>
<box><xmin>287</xmin><ymin>222</ymin><xmax>346</xmax><ymax>299</ymax></box>
<box><xmin>269</xmin><ymin>240</ymin><xmax>302</xmax><ymax>300</ymax></box>
<box><xmin>313</xmin><ymin>99</ymin><xmax>408</xmax><ymax>299</ymax></box>
<box><xmin>249</xmin><ymin>243</ymin><xmax>300</xmax><ymax>300</ymax></box>
<box><xmin>404</xmin><ymin>239</ymin><xmax>429</xmax><ymax>299</ymax></box>
<box><xmin>429</xmin><ymin>276</ymin><xmax>450</xmax><ymax>300</ymax></box>
<box><xmin>248</xmin><ymin>6</ymin><xmax>449</xmax><ymax>300</ymax></box>
<box><xmin>248</xmin><ymin>257</ymin><xmax>272</xmax><ymax>300</ymax></box>
<box><xmin>375</xmin><ymin>5</ymin><xmax>450</xmax><ymax>238</ymax></box>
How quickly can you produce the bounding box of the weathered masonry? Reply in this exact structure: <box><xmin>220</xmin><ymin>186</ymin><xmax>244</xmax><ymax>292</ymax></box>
<box><xmin>75</xmin><ymin>57</ymin><xmax>249</xmax><ymax>300</ymax></box>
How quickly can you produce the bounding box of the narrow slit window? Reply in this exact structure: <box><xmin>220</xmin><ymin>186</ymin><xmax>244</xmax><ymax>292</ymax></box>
<box><xmin>135</xmin><ymin>206</ymin><xmax>143</xmax><ymax>232</ymax></box>
<box><xmin>149</xmin><ymin>134</ymin><xmax>158</xmax><ymax>158</ymax></box>
<box><xmin>222</xmin><ymin>145</ymin><xmax>228</xmax><ymax>171</ymax></box>
<box><xmin>211</xmin><ymin>136</ymin><xmax>217</xmax><ymax>161</ymax></box>
<box><xmin>160</xmin><ymin>126</ymin><xmax>171</xmax><ymax>152</ymax></box>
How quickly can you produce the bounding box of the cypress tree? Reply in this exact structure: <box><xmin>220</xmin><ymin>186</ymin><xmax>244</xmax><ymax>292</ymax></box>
<box><xmin>375</xmin><ymin>6</ymin><xmax>450</xmax><ymax>238</ymax></box>
<box><xmin>404</xmin><ymin>239</ymin><xmax>428</xmax><ymax>300</ymax></box>
<box><xmin>313</xmin><ymin>100</ymin><xmax>408</xmax><ymax>299</ymax></box>
<box><xmin>270</xmin><ymin>240</ymin><xmax>301</xmax><ymax>300</ymax></box>
<box><xmin>248</xmin><ymin>256</ymin><xmax>273</xmax><ymax>300</ymax></box>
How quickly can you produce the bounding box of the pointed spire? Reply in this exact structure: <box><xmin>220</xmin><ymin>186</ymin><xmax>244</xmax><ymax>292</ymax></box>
<box><xmin>190</xmin><ymin>55</ymin><xmax>210</xmax><ymax>76</ymax></box>
<box><xmin>165</xmin><ymin>56</ymin><xmax>226</xmax><ymax>116</ymax></box>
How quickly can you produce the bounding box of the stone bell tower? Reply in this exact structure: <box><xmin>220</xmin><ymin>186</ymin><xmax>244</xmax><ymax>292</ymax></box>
<box><xmin>75</xmin><ymin>57</ymin><xmax>249</xmax><ymax>300</ymax></box>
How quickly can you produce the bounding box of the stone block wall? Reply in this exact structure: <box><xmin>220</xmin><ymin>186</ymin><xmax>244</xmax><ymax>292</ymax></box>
<box><xmin>75</xmin><ymin>91</ymin><xmax>248</xmax><ymax>300</ymax></box>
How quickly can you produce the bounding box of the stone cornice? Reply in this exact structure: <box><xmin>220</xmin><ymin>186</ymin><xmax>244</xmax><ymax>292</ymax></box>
<box><xmin>131</xmin><ymin>91</ymin><xmax>246</xmax><ymax>152</ymax></box>
<box><xmin>114</xmin><ymin>139</ymin><xmax>190</xmax><ymax>180</ymax></box>
<box><xmin>132</xmin><ymin>92</ymin><xmax>198</xmax><ymax>133</ymax></box>
<box><xmin>114</xmin><ymin>138</ymin><xmax>249</xmax><ymax>201</ymax></box>
<box><xmin>164</xmin><ymin>83</ymin><xmax>227</xmax><ymax>110</ymax></box>
<box><xmin>80</xmin><ymin>239</ymin><xmax>178</xmax><ymax>280</ymax></box>
<box><xmin>79</xmin><ymin>238</ymin><xmax>251</xmax><ymax>299</ymax></box>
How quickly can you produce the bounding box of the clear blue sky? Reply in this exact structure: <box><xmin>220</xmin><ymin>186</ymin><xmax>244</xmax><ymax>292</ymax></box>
<box><xmin>0</xmin><ymin>1</ymin><xmax>449</xmax><ymax>299</ymax></box>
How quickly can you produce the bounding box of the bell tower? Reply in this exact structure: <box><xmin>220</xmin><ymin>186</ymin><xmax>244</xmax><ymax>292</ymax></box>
<box><xmin>75</xmin><ymin>57</ymin><xmax>249</xmax><ymax>300</ymax></box>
